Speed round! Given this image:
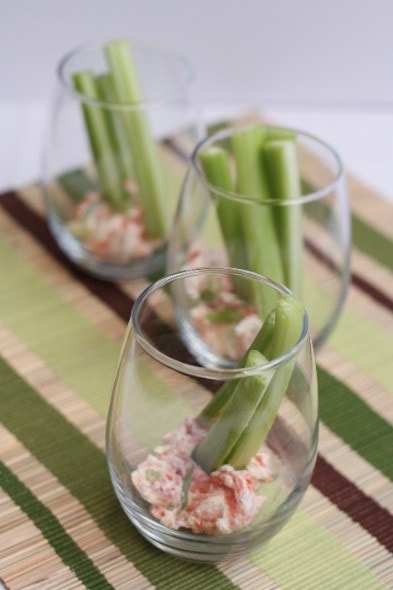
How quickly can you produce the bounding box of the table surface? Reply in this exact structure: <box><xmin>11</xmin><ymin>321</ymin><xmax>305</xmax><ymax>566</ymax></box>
<box><xmin>0</xmin><ymin>109</ymin><xmax>392</xmax><ymax>589</ymax></box>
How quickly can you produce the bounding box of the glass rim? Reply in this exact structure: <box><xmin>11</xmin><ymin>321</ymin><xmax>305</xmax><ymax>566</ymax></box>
<box><xmin>190</xmin><ymin>123</ymin><xmax>345</xmax><ymax>206</ymax></box>
<box><xmin>57</xmin><ymin>37</ymin><xmax>194</xmax><ymax>110</ymax></box>
<box><xmin>131</xmin><ymin>267</ymin><xmax>310</xmax><ymax>380</ymax></box>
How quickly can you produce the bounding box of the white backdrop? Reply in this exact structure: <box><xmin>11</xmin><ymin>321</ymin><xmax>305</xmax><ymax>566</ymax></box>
<box><xmin>2</xmin><ymin>0</ymin><xmax>393</xmax><ymax>199</ymax></box>
<box><xmin>3</xmin><ymin>0</ymin><xmax>393</xmax><ymax>107</ymax></box>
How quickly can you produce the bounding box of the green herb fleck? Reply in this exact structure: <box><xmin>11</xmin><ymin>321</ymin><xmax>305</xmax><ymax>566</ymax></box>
<box><xmin>200</xmin><ymin>288</ymin><xmax>216</xmax><ymax>302</ymax></box>
<box><xmin>207</xmin><ymin>309</ymin><xmax>244</xmax><ymax>324</ymax></box>
<box><xmin>181</xmin><ymin>467</ymin><xmax>194</xmax><ymax>510</ymax></box>
<box><xmin>146</xmin><ymin>469</ymin><xmax>161</xmax><ymax>482</ymax></box>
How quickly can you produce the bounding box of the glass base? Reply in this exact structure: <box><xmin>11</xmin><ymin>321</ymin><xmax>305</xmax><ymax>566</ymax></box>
<box><xmin>107</xmin><ymin>460</ymin><xmax>311</xmax><ymax>563</ymax></box>
<box><xmin>48</xmin><ymin>213</ymin><xmax>167</xmax><ymax>282</ymax></box>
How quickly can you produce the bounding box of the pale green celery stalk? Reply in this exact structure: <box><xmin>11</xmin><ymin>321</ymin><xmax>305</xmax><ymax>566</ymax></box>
<box><xmin>226</xmin><ymin>295</ymin><xmax>305</xmax><ymax>469</ymax></box>
<box><xmin>95</xmin><ymin>73</ymin><xmax>135</xmax><ymax>185</ymax></box>
<box><xmin>263</xmin><ymin>138</ymin><xmax>303</xmax><ymax>295</ymax></box>
<box><xmin>198</xmin><ymin>146</ymin><xmax>249</xmax><ymax>274</ymax></box>
<box><xmin>232</xmin><ymin>125</ymin><xmax>270</xmax><ymax>201</ymax></box>
<box><xmin>192</xmin><ymin>349</ymin><xmax>273</xmax><ymax>473</ymax></box>
<box><xmin>270</xmin><ymin>295</ymin><xmax>304</xmax><ymax>358</ymax></box>
<box><xmin>232</xmin><ymin>125</ymin><xmax>284</xmax><ymax>314</ymax></box>
<box><xmin>198</xmin><ymin>307</ymin><xmax>276</xmax><ymax>428</ymax></box>
<box><xmin>72</xmin><ymin>70</ymin><xmax>127</xmax><ymax>210</ymax></box>
<box><xmin>252</xmin><ymin>308</ymin><xmax>276</xmax><ymax>359</ymax></box>
<box><xmin>105</xmin><ymin>38</ymin><xmax>167</xmax><ymax>238</ymax></box>
<box><xmin>265</xmin><ymin>127</ymin><xmax>296</xmax><ymax>141</ymax></box>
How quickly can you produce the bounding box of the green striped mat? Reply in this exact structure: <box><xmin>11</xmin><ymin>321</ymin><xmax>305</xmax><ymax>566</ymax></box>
<box><xmin>0</xmin><ymin>141</ymin><xmax>392</xmax><ymax>589</ymax></box>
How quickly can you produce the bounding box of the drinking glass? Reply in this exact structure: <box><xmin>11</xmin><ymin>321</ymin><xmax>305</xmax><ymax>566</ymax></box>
<box><xmin>106</xmin><ymin>268</ymin><xmax>318</xmax><ymax>562</ymax></box>
<box><xmin>167</xmin><ymin>123</ymin><xmax>351</xmax><ymax>348</ymax></box>
<box><xmin>42</xmin><ymin>38</ymin><xmax>196</xmax><ymax>281</ymax></box>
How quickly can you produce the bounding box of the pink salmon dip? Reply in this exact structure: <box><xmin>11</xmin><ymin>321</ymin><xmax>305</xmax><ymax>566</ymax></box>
<box><xmin>131</xmin><ymin>416</ymin><xmax>272</xmax><ymax>535</ymax></box>
<box><xmin>69</xmin><ymin>191</ymin><xmax>162</xmax><ymax>263</ymax></box>
<box><xmin>184</xmin><ymin>249</ymin><xmax>263</xmax><ymax>361</ymax></box>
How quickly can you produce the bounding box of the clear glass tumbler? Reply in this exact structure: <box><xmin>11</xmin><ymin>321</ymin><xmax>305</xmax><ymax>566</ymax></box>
<box><xmin>43</xmin><ymin>38</ymin><xmax>196</xmax><ymax>281</ymax></box>
<box><xmin>106</xmin><ymin>268</ymin><xmax>318</xmax><ymax>562</ymax></box>
<box><xmin>167</xmin><ymin>123</ymin><xmax>351</xmax><ymax>348</ymax></box>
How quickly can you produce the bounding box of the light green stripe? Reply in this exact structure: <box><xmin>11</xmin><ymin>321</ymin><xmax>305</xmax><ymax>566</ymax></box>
<box><xmin>329</xmin><ymin>306</ymin><xmax>393</xmax><ymax>395</ymax></box>
<box><xmin>251</xmin><ymin>510</ymin><xmax>387</xmax><ymax>589</ymax></box>
<box><xmin>0</xmin><ymin>238</ymin><xmax>121</xmax><ymax>415</ymax></box>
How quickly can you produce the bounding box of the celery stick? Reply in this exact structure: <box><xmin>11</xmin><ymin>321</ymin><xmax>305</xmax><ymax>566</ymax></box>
<box><xmin>193</xmin><ymin>349</ymin><xmax>273</xmax><ymax>473</ymax></box>
<box><xmin>232</xmin><ymin>125</ymin><xmax>284</xmax><ymax>314</ymax></box>
<box><xmin>96</xmin><ymin>74</ymin><xmax>135</xmax><ymax>184</ymax></box>
<box><xmin>232</xmin><ymin>125</ymin><xmax>270</xmax><ymax>197</ymax></box>
<box><xmin>252</xmin><ymin>308</ymin><xmax>276</xmax><ymax>359</ymax></box>
<box><xmin>198</xmin><ymin>146</ymin><xmax>248</xmax><ymax>272</ymax></box>
<box><xmin>193</xmin><ymin>295</ymin><xmax>304</xmax><ymax>473</ymax></box>
<box><xmin>198</xmin><ymin>307</ymin><xmax>276</xmax><ymax>428</ymax></box>
<box><xmin>265</xmin><ymin>127</ymin><xmax>296</xmax><ymax>141</ymax></box>
<box><xmin>270</xmin><ymin>295</ymin><xmax>304</xmax><ymax>358</ymax></box>
<box><xmin>263</xmin><ymin>139</ymin><xmax>302</xmax><ymax>295</ymax></box>
<box><xmin>105</xmin><ymin>39</ymin><xmax>167</xmax><ymax>238</ymax></box>
<box><xmin>227</xmin><ymin>295</ymin><xmax>304</xmax><ymax>469</ymax></box>
<box><xmin>72</xmin><ymin>70</ymin><xmax>127</xmax><ymax>210</ymax></box>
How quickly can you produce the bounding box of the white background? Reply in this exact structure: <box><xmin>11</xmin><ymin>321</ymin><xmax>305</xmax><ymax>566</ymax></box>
<box><xmin>2</xmin><ymin>0</ymin><xmax>393</xmax><ymax>202</ymax></box>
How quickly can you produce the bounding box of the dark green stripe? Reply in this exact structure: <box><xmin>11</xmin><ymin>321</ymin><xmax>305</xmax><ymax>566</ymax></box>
<box><xmin>318</xmin><ymin>366</ymin><xmax>393</xmax><ymax>482</ymax></box>
<box><xmin>0</xmin><ymin>461</ymin><xmax>114</xmax><ymax>590</ymax></box>
<box><xmin>0</xmin><ymin>357</ymin><xmax>238</xmax><ymax>590</ymax></box>
<box><xmin>351</xmin><ymin>214</ymin><xmax>393</xmax><ymax>272</ymax></box>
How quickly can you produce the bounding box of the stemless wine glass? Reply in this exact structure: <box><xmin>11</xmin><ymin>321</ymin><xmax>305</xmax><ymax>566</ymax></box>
<box><xmin>167</xmin><ymin>123</ymin><xmax>351</xmax><ymax>349</ymax></box>
<box><xmin>42</xmin><ymin>38</ymin><xmax>196</xmax><ymax>281</ymax></box>
<box><xmin>106</xmin><ymin>268</ymin><xmax>318</xmax><ymax>562</ymax></box>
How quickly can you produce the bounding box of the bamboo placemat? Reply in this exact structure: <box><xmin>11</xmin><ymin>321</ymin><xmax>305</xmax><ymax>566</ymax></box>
<box><xmin>0</xmin><ymin>135</ymin><xmax>392</xmax><ymax>589</ymax></box>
